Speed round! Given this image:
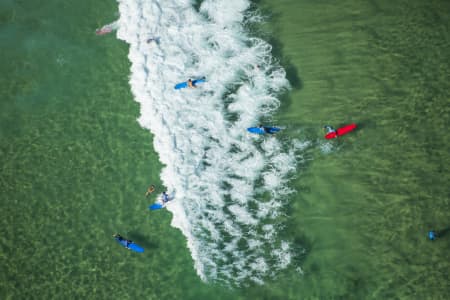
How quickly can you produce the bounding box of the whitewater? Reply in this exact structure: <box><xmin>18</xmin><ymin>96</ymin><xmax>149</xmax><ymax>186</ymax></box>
<box><xmin>116</xmin><ymin>0</ymin><xmax>309</xmax><ymax>285</ymax></box>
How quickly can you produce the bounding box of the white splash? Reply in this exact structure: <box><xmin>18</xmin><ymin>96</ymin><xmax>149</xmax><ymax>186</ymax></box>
<box><xmin>116</xmin><ymin>0</ymin><xmax>307</xmax><ymax>285</ymax></box>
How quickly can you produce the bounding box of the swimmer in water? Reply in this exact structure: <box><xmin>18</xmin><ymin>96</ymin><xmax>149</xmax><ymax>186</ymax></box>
<box><xmin>146</xmin><ymin>37</ymin><xmax>160</xmax><ymax>44</ymax></box>
<box><xmin>162</xmin><ymin>191</ymin><xmax>170</xmax><ymax>203</ymax></box>
<box><xmin>145</xmin><ymin>185</ymin><xmax>155</xmax><ymax>197</ymax></box>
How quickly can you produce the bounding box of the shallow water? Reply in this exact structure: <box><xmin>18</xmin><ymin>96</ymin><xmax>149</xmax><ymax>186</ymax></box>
<box><xmin>1</xmin><ymin>0</ymin><xmax>449</xmax><ymax>299</ymax></box>
<box><xmin>257</xmin><ymin>0</ymin><xmax>450</xmax><ymax>298</ymax></box>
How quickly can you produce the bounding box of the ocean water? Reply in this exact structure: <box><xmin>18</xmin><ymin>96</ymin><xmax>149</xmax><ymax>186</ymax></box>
<box><xmin>115</xmin><ymin>0</ymin><xmax>311</xmax><ymax>285</ymax></box>
<box><xmin>1</xmin><ymin>0</ymin><xmax>449</xmax><ymax>299</ymax></box>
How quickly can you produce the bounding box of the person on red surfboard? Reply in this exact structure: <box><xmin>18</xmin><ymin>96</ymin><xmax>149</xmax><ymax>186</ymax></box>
<box><xmin>324</xmin><ymin>124</ymin><xmax>357</xmax><ymax>139</ymax></box>
<box><xmin>324</xmin><ymin>125</ymin><xmax>337</xmax><ymax>138</ymax></box>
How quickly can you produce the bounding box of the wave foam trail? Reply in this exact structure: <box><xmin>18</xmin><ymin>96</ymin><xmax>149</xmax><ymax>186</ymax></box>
<box><xmin>117</xmin><ymin>0</ymin><xmax>306</xmax><ymax>285</ymax></box>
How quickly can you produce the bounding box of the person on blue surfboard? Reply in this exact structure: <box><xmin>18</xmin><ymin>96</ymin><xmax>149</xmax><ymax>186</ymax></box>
<box><xmin>113</xmin><ymin>234</ymin><xmax>133</xmax><ymax>250</ymax></box>
<box><xmin>188</xmin><ymin>77</ymin><xmax>206</xmax><ymax>88</ymax></box>
<box><xmin>258</xmin><ymin>125</ymin><xmax>270</xmax><ymax>134</ymax></box>
<box><xmin>259</xmin><ymin>125</ymin><xmax>279</xmax><ymax>134</ymax></box>
<box><xmin>187</xmin><ymin>79</ymin><xmax>196</xmax><ymax>88</ymax></box>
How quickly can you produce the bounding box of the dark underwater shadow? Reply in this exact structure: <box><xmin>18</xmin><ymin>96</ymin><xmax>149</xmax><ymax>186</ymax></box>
<box><xmin>192</xmin><ymin>0</ymin><xmax>202</xmax><ymax>12</ymax></box>
<box><xmin>348</xmin><ymin>119</ymin><xmax>377</xmax><ymax>132</ymax></box>
<box><xmin>267</xmin><ymin>36</ymin><xmax>303</xmax><ymax>90</ymax></box>
<box><xmin>128</xmin><ymin>231</ymin><xmax>159</xmax><ymax>250</ymax></box>
<box><xmin>256</xmin><ymin>7</ymin><xmax>302</xmax><ymax>114</ymax></box>
<box><xmin>435</xmin><ymin>227</ymin><xmax>450</xmax><ymax>238</ymax></box>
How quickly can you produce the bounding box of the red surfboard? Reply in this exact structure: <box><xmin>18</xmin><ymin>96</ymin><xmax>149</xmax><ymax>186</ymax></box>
<box><xmin>325</xmin><ymin>123</ymin><xmax>357</xmax><ymax>139</ymax></box>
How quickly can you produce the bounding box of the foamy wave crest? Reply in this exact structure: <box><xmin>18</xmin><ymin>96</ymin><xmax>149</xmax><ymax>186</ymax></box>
<box><xmin>117</xmin><ymin>0</ymin><xmax>305</xmax><ymax>285</ymax></box>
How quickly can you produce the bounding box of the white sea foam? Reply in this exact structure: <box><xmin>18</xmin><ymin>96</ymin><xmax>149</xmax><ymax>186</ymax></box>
<box><xmin>116</xmin><ymin>0</ymin><xmax>307</xmax><ymax>285</ymax></box>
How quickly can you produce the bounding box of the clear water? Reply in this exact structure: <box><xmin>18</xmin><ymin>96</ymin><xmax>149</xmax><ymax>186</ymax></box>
<box><xmin>1</xmin><ymin>0</ymin><xmax>449</xmax><ymax>299</ymax></box>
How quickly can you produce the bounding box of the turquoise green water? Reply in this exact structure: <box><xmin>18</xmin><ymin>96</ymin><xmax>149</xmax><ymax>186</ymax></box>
<box><xmin>259</xmin><ymin>0</ymin><xmax>450</xmax><ymax>299</ymax></box>
<box><xmin>1</xmin><ymin>0</ymin><xmax>449</xmax><ymax>299</ymax></box>
<box><xmin>0</xmin><ymin>1</ymin><xmax>222</xmax><ymax>299</ymax></box>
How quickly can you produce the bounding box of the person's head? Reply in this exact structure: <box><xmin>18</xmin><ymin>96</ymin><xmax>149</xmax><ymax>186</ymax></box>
<box><xmin>188</xmin><ymin>79</ymin><xmax>192</xmax><ymax>82</ymax></box>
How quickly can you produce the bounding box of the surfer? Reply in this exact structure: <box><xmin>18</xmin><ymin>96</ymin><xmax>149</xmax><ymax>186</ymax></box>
<box><xmin>147</xmin><ymin>37</ymin><xmax>160</xmax><ymax>44</ymax></box>
<box><xmin>259</xmin><ymin>125</ymin><xmax>268</xmax><ymax>133</ymax></box>
<box><xmin>258</xmin><ymin>125</ymin><xmax>273</xmax><ymax>134</ymax></box>
<box><xmin>187</xmin><ymin>79</ymin><xmax>196</xmax><ymax>88</ymax></box>
<box><xmin>113</xmin><ymin>234</ymin><xmax>133</xmax><ymax>249</ymax></box>
<box><xmin>324</xmin><ymin>125</ymin><xmax>336</xmax><ymax>134</ymax></box>
<box><xmin>324</xmin><ymin>125</ymin><xmax>338</xmax><ymax>139</ymax></box>
<box><xmin>428</xmin><ymin>231</ymin><xmax>437</xmax><ymax>240</ymax></box>
<box><xmin>145</xmin><ymin>185</ymin><xmax>155</xmax><ymax>197</ymax></box>
<box><xmin>162</xmin><ymin>191</ymin><xmax>170</xmax><ymax>203</ymax></box>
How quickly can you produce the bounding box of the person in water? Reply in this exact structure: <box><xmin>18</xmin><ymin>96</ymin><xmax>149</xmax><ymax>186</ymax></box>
<box><xmin>258</xmin><ymin>125</ymin><xmax>271</xmax><ymax>134</ymax></box>
<box><xmin>147</xmin><ymin>37</ymin><xmax>160</xmax><ymax>44</ymax></box>
<box><xmin>113</xmin><ymin>234</ymin><xmax>133</xmax><ymax>249</ymax></box>
<box><xmin>187</xmin><ymin>79</ymin><xmax>196</xmax><ymax>88</ymax></box>
<box><xmin>324</xmin><ymin>125</ymin><xmax>336</xmax><ymax>134</ymax></box>
<box><xmin>145</xmin><ymin>185</ymin><xmax>155</xmax><ymax>197</ymax></box>
<box><xmin>428</xmin><ymin>230</ymin><xmax>437</xmax><ymax>241</ymax></box>
<box><xmin>162</xmin><ymin>191</ymin><xmax>170</xmax><ymax>203</ymax></box>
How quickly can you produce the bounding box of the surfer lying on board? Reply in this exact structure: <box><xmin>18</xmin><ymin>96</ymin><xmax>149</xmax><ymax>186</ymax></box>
<box><xmin>145</xmin><ymin>185</ymin><xmax>155</xmax><ymax>197</ymax></box>
<box><xmin>324</xmin><ymin>125</ymin><xmax>338</xmax><ymax>138</ymax></box>
<box><xmin>324</xmin><ymin>125</ymin><xmax>336</xmax><ymax>134</ymax></box>
<box><xmin>187</xmin><ymin>79</ymin><xmax>196</xmax><ymax>88</ymax></box>
<box><xmin>113</xmin><ymin>234</ymin><xmax>132</xmax><ymax>249</ymax></box>
<box><xmin>259</xmin><ymin>125</ymin><xmax>271</xmax><ymax>134</ymax></box>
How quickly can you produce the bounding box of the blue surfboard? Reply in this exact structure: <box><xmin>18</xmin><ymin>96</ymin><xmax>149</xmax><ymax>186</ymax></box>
<box><xmin>174</xmin><ymin>78</ymin><xmax>206</xmax><ymax>90</ymax></box>
<box><xmin>115</xmin><ymin>237</ymin><xmax>144</xmax><ymax>253</ymax></box>
<box><xmin>247</xmin><ymin>127</ymin><xmax>281</xmax><ymax>135</ymax></box>
<box><xmin>149</xmin><ymin>203</ymin><xmax>164</xmax><ymax>211</ymax></box>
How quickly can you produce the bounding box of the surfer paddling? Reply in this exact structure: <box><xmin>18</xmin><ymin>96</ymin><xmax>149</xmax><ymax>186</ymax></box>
<box><xmin>258</xmin><ymin>125</ymin><xmax>271</xmax><ymax>134</ymax></box>
<box><xmin>323</xmin><ymin>124</ymin><xmax>357</xmax><ymax>139</ymax></box>
<box><xmin>323</xmin><ymin>125</ymin><xmax>337</xmax><ymax>138</ymax></box>
<box><xmin>187</xmin><ymin>79</ymin><xmax>196</xmax><ymax>88</ymax></box>
<box><xmin>113</xmin><ymin>234</ymin><xmax>132</xmax><ymax>250</ymax></box>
